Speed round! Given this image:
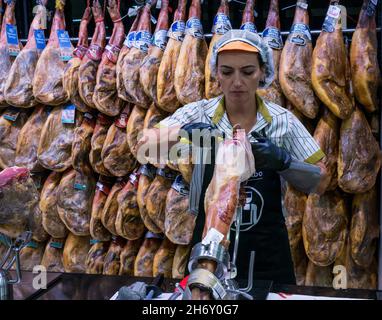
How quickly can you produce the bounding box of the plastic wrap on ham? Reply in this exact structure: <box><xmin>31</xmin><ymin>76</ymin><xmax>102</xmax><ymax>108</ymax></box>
<box><xmin>172</xmin><ymin>244</ymin><xmax>191</xmax><ymax>279</ymax></box>
<box><xmin>4</xmin><ymin>1</ymin><xmax>47</xmax><ymax>108</ymax></box>
<box><xmin>103</xmin><ymin>236</ymin><xmax>125</xmax><ymax>275</ymax></box>
<box><xmin>86</xmin><ymin>240</ymin><xmax>109</xmax><ymax>274</ymax></box>
<box><xmin>134</xmin><ymin>234</ymin><xmax>162</xmax><ymax>277</ymax></box>
<box><xmin>89</xmin><ymin>113</ymin><xmax>113</xmax><ymax>176</ymax></box>
<box><xmin>119</xmin><ymin>238</ymin><xmax>143</xmax><ymax>276</ymax></box>
<box><xmin>15</xmin><ymin>105</ymin><xmax>50</xmax><ymax>172</ymax></box>
<box><xmin>41</xmin><ymin>237</ymin><xmax>65</xmax><ymax>272</ymax></box>
<box><xmin>0</xmin><ymin>107</ymin><xmax>29</xmax><ymax>169</ymax></box>
<box><xmin>40</xmin><ymin>171</ymin><xmax>67</xmax><ymax>238</ymax></box>
<box><xmin>0</xmin><ymin>0</ymin><xmax>22</xmax><ymax>108</ymax></box>
<box><xmin>165</xmin><ymin>175</ymin><xmax>195</xmax><ymax>245</ymax></box>
<box><xmin>90</xmin><ymin>176</ymin><xmax>113</xmax><ymax>241</ymax></box>
<box><xmin>33</xmin><ymin>0</ymin><xmax>72</xmax><ymax>106</ymax></box>
<box><xmin>115</xmin><ymin>170</ymin><xmax>145</xmax><ymax>240</ymax></box>
<box><xmin>57</xmin><ymin>169</ymin><xmax>96</xmax><ymax>236</ymax></box>
<box><xmin>0</xmin><ymin>167</ymin><xmax>39</xmax><ymax>238</ymax></box>
<box><xmin>63</xmin><ymin>232</ymin><xmax>91</xmax><ymax>273</ymax></box>
<box><xmin>37</xmin><ymin>105</ymin><xmax>83</xmax><ymax>172</ymax></box>
<box><xmin>153</xmin><ymin>237</ymin><xmax>176</xmax><ymax>278</ymax></box>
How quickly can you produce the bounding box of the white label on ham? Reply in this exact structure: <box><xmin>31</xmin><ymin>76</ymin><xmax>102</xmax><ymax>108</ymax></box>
<box><xmin>61</xmin><ymin>104</ymin><xmax>76</xmax><ymax>124</ymax></box>
<box><xmin>57</xmin><ymin>30</ymin><xmax>73</xmax><ymax>61</ymax></box>
<box><xmin>153</xmin><ymin>29</ymin><xmax>168</xmax><ymax>51</ymax></box>
<box><xmin>296</xmin><ymin>1</ymin><xmax>308</xmax><ymax>9</ymax></box>
<box><xmin>123</xmin><ymin>31</ymin><xmax>136</xmax><ymax>48</ymax></box>
<box><xmin>6</xmin><ymin>24</ymin><xmax>20</xmax><ymax>56</ymax></box>
<box><xmin>145</xmin><ymin>231</ymin><xmax>164</xmax><ymax>239</ymax></box>
<box><xmin>212</xmin><ymin>13</ymin><xmax>232</xmax><ymax>35</ymax></box>
<box><xmin>263</xmin><ymin>27</ymin><xmax>283</xmax><ymax>50</ymax></box>
<box><xmin>322</xmin><ymin>5</ymin><xmax>341</xmax><ymax>33</ymax></box>
<box><xmin>34</xmin><ymin>29</ymin><xmax>46</xmax><ymax>51</ymax></box>
<box><xmin>105</xmin><ymin>44</ymin><xmax>121</xmax><ymax>64</ymax></box>
<box><xmin>240</xmin><ymin>22</ymin><xmax>257</xmax><ymax>34</ymax></box>
<box><xmin>202</xmin><ymin>228</ymin><xmax>224</xmax><ymax>245</ymax></box>
<box><xmin>168</xmin><ymin>20</ymin><xmax>186</xmax><ymax>42</ymax></box>
<box><xmin>96</xmin><ymin>181</ymin><xmax>111</xmax><ymax>195</ymax></box>
<box><xmin>186</xmin><ymin>18</ymin><xmax>204</xmax><ymax>39</ymax></box>
<box><xmin>171</xmin><ymin>175</ymin><xmax>189</xmax><ymax>196</ymax></box>
<box><xmin>289</xmin><ymin>23</ymin><xmax>311</xmax><ymax>46</ymax></box>
<box><xmin>86</xmin><ymin>44</ymin><xmax>103</xmax><ymax>61</ymax></box>
<box><xmin>134</xmin><ymin>31</ymin><xmax>152</xmax><ymax>53</ymax></box>
<box><xmin>367</xmin><ymin>0</ymin><xmax>378</xmax><ymax>16</ymax></box>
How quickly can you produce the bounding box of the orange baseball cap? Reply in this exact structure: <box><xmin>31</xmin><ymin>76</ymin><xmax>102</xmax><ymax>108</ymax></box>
<box><xmin>217</xmin><ymin>40</ymin><xmax>260</xmax><ymax>54</ymax></box>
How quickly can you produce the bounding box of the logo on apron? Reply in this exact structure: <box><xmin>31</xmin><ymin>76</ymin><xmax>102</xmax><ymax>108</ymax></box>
<box><xmin>231</xmin><ymin>185</ymin><xmax>264</xmax><ymax>232</ymax></box>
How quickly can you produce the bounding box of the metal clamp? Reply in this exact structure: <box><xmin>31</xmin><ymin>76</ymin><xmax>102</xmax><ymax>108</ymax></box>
<box><xmin>188</xmin><ymin>242</ymin><xmax>230</xmax><ymax>279</ymax></box>
<box><xmin>183</xmin><ymin>268</ymin><xmax>228</xmax><ymax>300</ymax></box>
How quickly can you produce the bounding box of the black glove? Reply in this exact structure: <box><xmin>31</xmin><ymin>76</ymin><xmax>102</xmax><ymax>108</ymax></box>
<box><xmin>180</xmin><ymin>122</ymin><xmax>223</xmax><ymax>147</ymax></box>
<box><xmin>251</xmin><ymin>132</ymin><xmax>292</xmax><ymax>171</ymax></box>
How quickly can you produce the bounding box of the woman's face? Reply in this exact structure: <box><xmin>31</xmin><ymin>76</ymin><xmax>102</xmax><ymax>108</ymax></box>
<box><xmin>217</xmin><ymin>51</ymin><xmax>264</xmax><ymax>107</ymax></box>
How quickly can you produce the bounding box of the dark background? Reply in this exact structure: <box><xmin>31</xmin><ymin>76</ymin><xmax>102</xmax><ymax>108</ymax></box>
<box><xmin>12</xmin><ymin>0</ymin><xmax>382</xmax><ymax>44</ymax></box>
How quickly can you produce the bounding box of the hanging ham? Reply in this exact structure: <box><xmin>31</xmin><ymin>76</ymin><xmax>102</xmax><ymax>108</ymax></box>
<box><xmin>153</xmin><ymin>237</ymin><xmax>176</xmax><ymax>278</ymax></box>
<box><xmin>304</xmin><ymin>261</ymin><xmax>333</xmax><ymax>287</ymax></box>
<box><xmin>137</xmin><ymin>164</ymin><xmax>162</xmax><ymax>233</ymax></box>
<box><xmin>257</xmin><ymin>0</ymin><xmax>284</xmax><ymax>106</ymax></box>
<box><xmin>0</xmin><ymin>167</ymin><xmax>39</xmax><ymax>238</ymax></box>
<box><xmin>93</xmin><ymin>0</ymin><xmax>125</xmax><ymax>116</ymax></box>
<box><xmin>15</xmin><ymin>105</ymin><xmax>50</xmax><ymax>172</ymax></box>
<box><xmin>101</xmin><ymin>105</ymin><xmax>137</xmax><ymax>177</ymax></box>
<box><xmin>119</xmin><ymin>238</ymin><xmax>143</xmax><ymax>276</ymax></box>
<box><xmin>0</xmin><ymin>107</ymin><xmax>29</xmax><ymax>169</ymax></box>
<box><xmin>302</xmin><ymin>191</ymin><xmax>348</xmax><ymax>267</ymax></box>
<box><xmin>172</xmin><ymin>244</ymin><xmax>191</xmax><ymax>279</ymax></box>
<box><xmin>350</xmin><ymin>0</ymin><xmax>381</xmax><ymax>113</ymax></box>
<box><xmin>89</xmin><ymin>113</ymin><xmax>113</xmax><ymax>176</ymax></box>
<box><xmin>41</xmin><ymin>237</ymin><xmax>65</xmax><ymax>272</ymax></box>
<box><xmin>279</xmin><ymin>0</ymin><xmax>319</xmax><ymax>119</ymax></box>
<box><xmin>33</xmin><ymin>0</ymin><xmax>72</xmax><ymax>106</ymax></box>
<box><xmin>78</xmin><ymin>0</ymin><xmax>106</xmax><ymax>109</ymax></box>
<box><xmin>18</xmin><ymin>240</ymin><xmax>45</xmax><ymax>271</ymax></box>
<box><xmin>57</xmin><ymin>169</ymin><xmax>96</xmax><ymax>236</ymax></box>
<box><xmin>4</xmin><ymin>1</ymin><xmax>47</xmax><ymax>108</ymax></box>
<box><xmin>312</xmin><ymin>1</ymin><xmax>354</xmax><ymax>119</ymax></box>
<box><xmin>103</xmin><ymin>236</ymin><xmax>125</xmax><ymax>275</ymax></box>
<box><xmin>350</xmin><ymin>187</ymin><xmax>379</xmax><ymax>268</ymax></box>
<box><xmin>134</xmin><ymin>233</ymin><xmax>162</xmax><ymax>277</ymax></box>
<box><xmin>37</xmin><ymin>105</ymin><xmax>83</xmax><ymax>172</ymax></box>
<box><xmin>40</xmin><ymin>171</ymin><xmax>67</xmax><ymax>238</ymax></box>
<box><xmin>85</xmin><ymin>240</ymin><xmax>109</xmax><ymax>274</ymax></box>
<box><xmin>312</xmin><ymin>108</ymin><xmax>339</xmax><ymax>192</ymax></box>
<box><xmin>139</xmin><ymin>0</ymin><xmax>170</xmax><ymax>104</ymax></box>
<box><xmin>120</xmin><ymin>2</ymin><xmax>153</xmax><ymax>108</ymax></box>
<box><xmin>156</xmin><ymin>0</ymin><xmax>187</xmax><ymax>112</ymax></box>
<box><xmin>0</xmin><ymin>0</ymin><xmax>22</xmax><ymax>108</ymax></box>
<box><xmin>239</xmin><ymin>0</ymin><xmax>257</xmax><ymax>32</ymax></box>
<box><xmin>174</xmin><ymin>0</ymin><xmax>208</xmax><ymax>105</ymax></box>
<box><xmin>90</xmin><ymin>176</ymin><xmax>113</xmax><ymax>241</ymax></box>
<box><xmin>205</xmin><ymin>0</ymin><xmax>231</xmax><ymax>99</ymax></box>
<box><xmin>126</xmin><ymin>105</ymin><xmax>146</xmax><ymax>160</ymax></box>
<box><xmin>115</xmin><ymin>170</ymin><xmax>145</xmax><ymax>240</ymax></box>
<box><xmin>101</xmin><ymin>178</ymin><xmax>125</xmax><ymax>236</ymax></box>
<box><xmin>62</xmin><ymin>4</ymin><xmax>91</xmax><ymax>113</ymax></box>
<box><xmin>116</xmin><ymin>10</ymin><xmax>141</xmax><ymax>102</ymax></box>
<box><xmin>71</xmin><ymin>112</ymin><xmax>96</xmax><ymax>176</ymax></box>
<box><xmin>338</xmin><ymin>107</ymin><xmax>382</xmax><ymax>193</ymax></box>
<box><xmin>63</xmin><ymin>232</ymin><xmax>91</xmax><ymax>273</ymax></box>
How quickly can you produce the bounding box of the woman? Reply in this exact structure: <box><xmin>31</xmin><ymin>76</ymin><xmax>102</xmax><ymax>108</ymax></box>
<box><xmin>138</xmin><ymin>30</ymin><xmax>328</xmax><ymax>285</ymax></box>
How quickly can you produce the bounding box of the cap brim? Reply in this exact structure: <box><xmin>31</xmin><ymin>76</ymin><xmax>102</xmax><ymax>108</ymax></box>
<box><xmin>217</xmin><ymin>40</ymin><xmax>260</xmax><ymax>54</ymax></box>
